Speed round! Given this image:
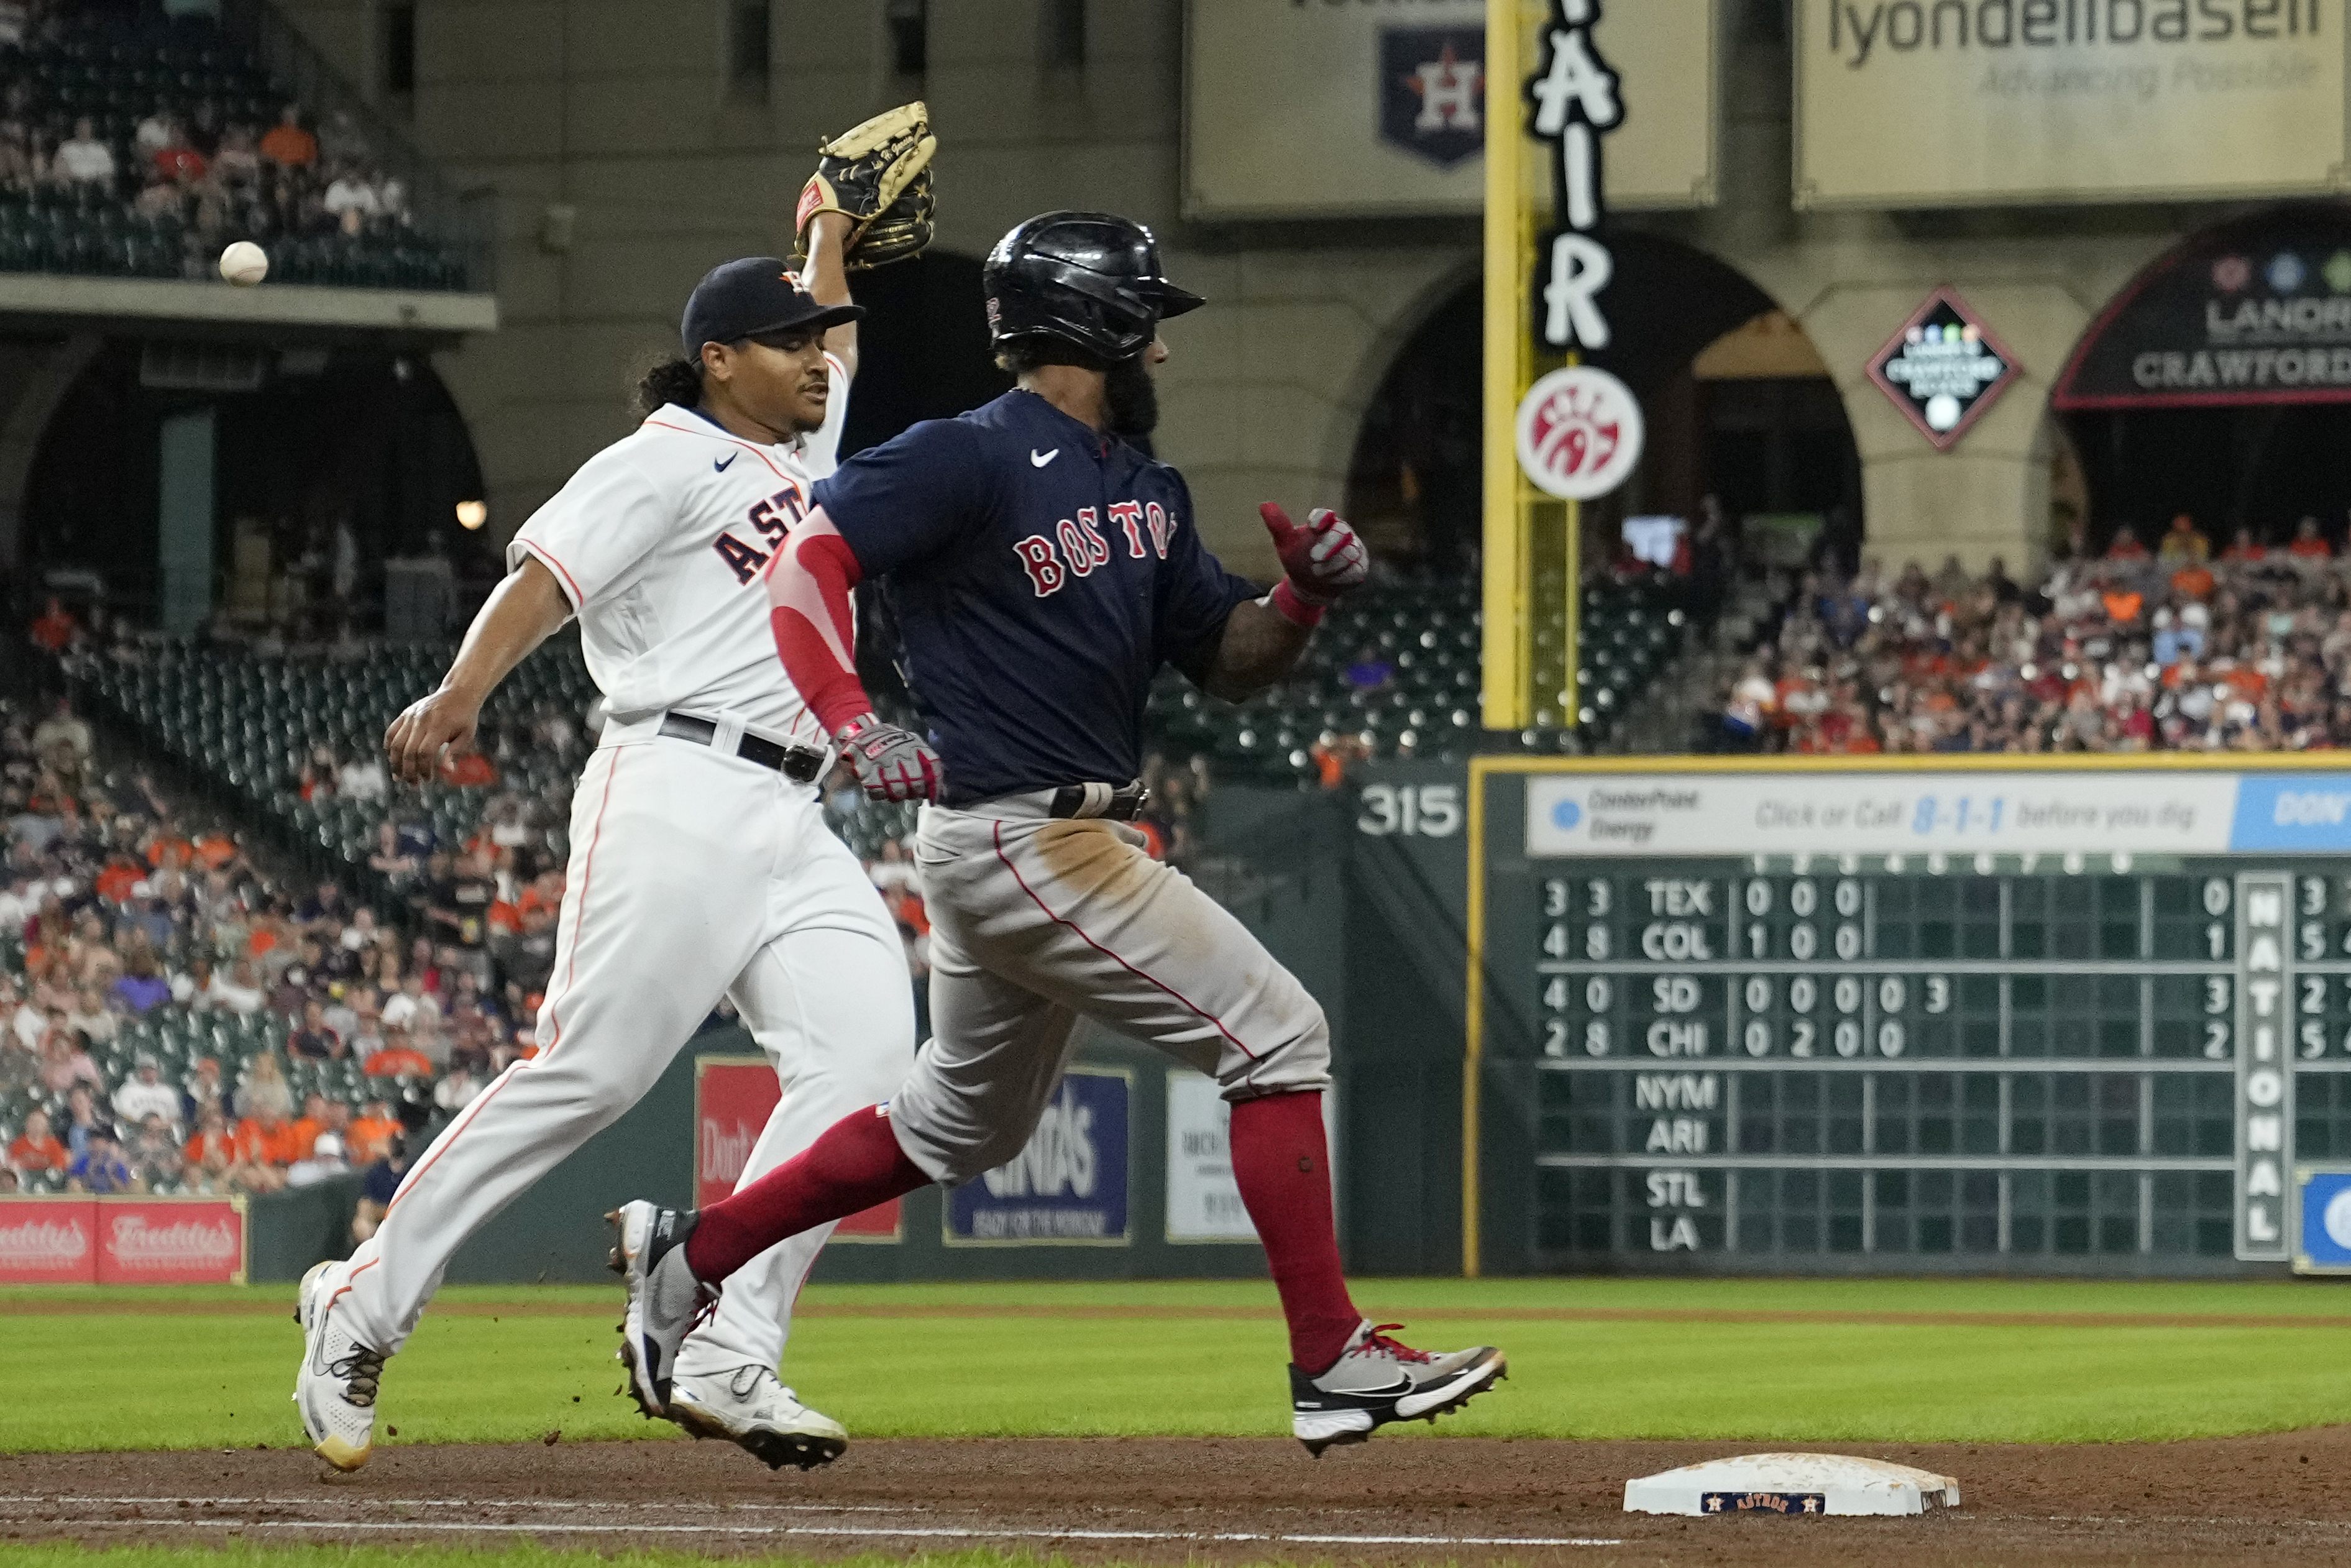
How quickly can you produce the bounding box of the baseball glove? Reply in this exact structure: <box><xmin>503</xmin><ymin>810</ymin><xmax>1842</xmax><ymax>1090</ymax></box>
<box><xmin>795</xmin><ymin>101</ymin><xmax>936</xmax><ymax>271</ymax></box>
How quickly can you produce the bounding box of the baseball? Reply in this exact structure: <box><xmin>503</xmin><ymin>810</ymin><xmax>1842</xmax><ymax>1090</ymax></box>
<box><xmin>218</xmin><ymin>241</ymin><xmax>268</xmax><ymax>287</ymax></box>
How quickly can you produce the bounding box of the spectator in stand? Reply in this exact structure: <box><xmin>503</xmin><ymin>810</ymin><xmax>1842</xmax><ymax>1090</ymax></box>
<box><xmin>209</xmin><ymin>956</ymin><xmax>267</xmax><ymax>1016</ymax></box>
<box><xmin>347</xmin><ymin>1098</ymin><xmax>399</xmax><ymax>1165</ymax></box>
<box><xmin>109</xmin><ymin>950</ymin><xmax>170</xmax><ymax>1016</ymax></box>
<box><xmin>150</xmin><ymin>121</ymin><xmax>206</xmax><ymax>184</ymax></box>
<box><xmin>111</xmin><ymin>1053</ymin><xmax>181</xmax><ymax>1132</ymax></box>
<box><xmin>433</xmin><ymin>1057</ymin><xmax>482</xmax><ymax>1114</ymax></box>
<box><xmin>259</xmin><ymin>104</ymin><xmax>316</xmax><ymax>168</ymax></box>
<box><xmin>52</xmin><ymin>116</ymin><xmax>113</xmax><ymax>185</ymax></box>
<box><xmin>364</xmin><ymin>1020</ymin><xmax>433</xmax><ymax>1079</ymax></box>
<box><xmin>127</xmin><ymin>1112</ymin><xmax>183</xmax><ymax>1190</ymax></box>
<box><xmin>39</xmin><ymin>1022</ymin><xmax>99</xmax><ymax>1094</ymax></box>
<box><xmin>337</xmin><ymin>750</ymin><xmax>388</xmax><ymax>803</ymax></box>
<box><xmin>428</xmin><ymin>846</ymin><xmax>495</xmax><ymax>961</ymax></box>
<box><xmin>240</xmin><ymin>1049</ymin><xmax>293</xmax><ymax>1122</ymax></box>
<box><xmin>2289</xmin><ymin>516</ymin><xmax>2334</xmax><ymax>561</ymax></box>
<box><xmin>436</xmin><ymin>745</ymin><xmax>498</xmax><ymax>788</ymax></box>
<box><xmin>32</xmin><ymin>697</ymin><xmax>91</xmax><ymax>782</ymax></box>
<box><xmin>238</xmin><ymin>1098</ymin><xmax>299</xmax><ymax>1170</ymax></box>
<box><xmin>28</xmin><ymin>595</ymin><xmax>75</xmax><ymax>654</ymax></box>
<box><xmin>489</xmin><ymin>901</ymin><xmax>556</xmax><ymax>999</ymax></box>
<box><xmin>2220</xmin><ymin>526</ymin><xmax>2265</xmax><ymax>564</ymax></box>
<box><xmin>288</xmin><ymin>997</ymin><xmax>342</xmax><ymax>1061</ymax></box>
<box><xmin>213</xmin><ymin>122</ymin><xmax>260</xmax><ymax>185</ymax></box>
<box><xmin>7</xmin><ymin>1105</ymin><xmax>65</xmax><ymax>1174</ymax></box>
<box><xmin>133</xmin><ymin>108</ymin><xmax>174</xmax><ymax>158</ymax></box>
<box><xmin>369</xmin><ymin>819</ymin><xmax>418</xmax><ymax>883</ymax></box>
<box><xmin>323</xmin><ymin>160</ymin><xmax>380</xmax><ymax>226</ymax></box>
<box><xmin>288</xmin><ymin>1091</ymin><xmax>332</xmax><ymax>1161</ymax></box>
<box><xmin>2159</xmin><ymin>514</ymin><xmax>2210</xmax><ymax>567</ymax></box>
<box><xmin>352</xmin><ymin>1134</ymin><xmax>408</xmax><ymax>1244</ymax></box>
<box><xmin>183</xmin><ymin>1055</ymin><xmax>231</xmax><ymax>1124</ymax></box>
<box><xmin>1342</xmin><ymin>644</ymin><xmax>1396</xmax><ymax>693</ymax></box>
<box><xmin>287</xmin><ymin>1129</ymin><xmax>348</xmax><ymax>1188</ymax></box>
<box><xmin>2104</xmin><ymin>525</ymin><xmax>2150</xmax><ymax>562</ymax></box>
<box><xmin>67</xmin><ymin>1127</ymin><xmax>135</xmax><ymax>1194</ymax></box>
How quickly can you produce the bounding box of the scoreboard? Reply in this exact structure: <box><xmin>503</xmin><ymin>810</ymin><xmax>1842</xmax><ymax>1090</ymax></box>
<box><xmin>1467</xmin><ymin>758</ymin><xmax>2351</xmax><ymax>1276</ymax></box>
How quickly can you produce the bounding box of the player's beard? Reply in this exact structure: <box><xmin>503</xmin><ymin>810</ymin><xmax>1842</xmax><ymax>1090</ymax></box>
<box><xmin>1104</xmin><ymin>354</ymin><xmax>1158</xmax><ymax>442</ymax></box>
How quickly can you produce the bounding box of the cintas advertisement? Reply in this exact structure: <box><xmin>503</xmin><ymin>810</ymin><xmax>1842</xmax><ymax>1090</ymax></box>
<box><xmin>947</xmin><ymin>1069</ymin><xmax>1130</xmax><ymax>1245</ymax></box>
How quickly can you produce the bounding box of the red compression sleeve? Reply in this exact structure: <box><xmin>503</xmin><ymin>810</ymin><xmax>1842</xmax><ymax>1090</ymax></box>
<box><xmin>1229</xmin><ymin>1090</ymin><xmax>1360</xmax><ymax>1374</ymax></box>
<box><xmin>685</xmin><ymin>1104</ymin><xmax>930</xmax><ymax>1283</ymax></box>
<box><xmin>766</xmin><ymin>509</ymin><xmax>876</xmax><ymax>733</ymax></box>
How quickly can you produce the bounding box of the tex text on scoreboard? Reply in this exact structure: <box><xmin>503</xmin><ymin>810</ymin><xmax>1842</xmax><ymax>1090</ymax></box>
<box><xmin>1465</xmin><ymin>756</ymin><xmax>2351</xmax><ymax>1276</ymax></box>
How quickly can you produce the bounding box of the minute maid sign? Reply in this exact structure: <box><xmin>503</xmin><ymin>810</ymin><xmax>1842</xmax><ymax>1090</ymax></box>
<box><xmin>1795</xmin><ymin>0</ymin><xmax>2350</xmax><ymax>207</ymax></box>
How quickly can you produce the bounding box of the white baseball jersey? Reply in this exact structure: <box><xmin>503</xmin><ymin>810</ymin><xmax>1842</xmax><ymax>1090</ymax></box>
<box><xmin>508</xmin><ymin>352</ymin><xmax>849</xmax><ymax>745</ymax></box>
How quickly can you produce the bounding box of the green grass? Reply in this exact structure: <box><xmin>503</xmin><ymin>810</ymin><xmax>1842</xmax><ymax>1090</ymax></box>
<box><xmin>4</xmin><ymin>1277</ymin><xmax>2351</xmax><ymax>1453</ymax></box>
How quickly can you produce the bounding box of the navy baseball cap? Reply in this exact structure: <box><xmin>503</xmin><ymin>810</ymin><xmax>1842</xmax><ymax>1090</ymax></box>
<box><xmin>680</xmin><ymin>257</ymin><xmax>864</xmax><ymax>356</ymax></box>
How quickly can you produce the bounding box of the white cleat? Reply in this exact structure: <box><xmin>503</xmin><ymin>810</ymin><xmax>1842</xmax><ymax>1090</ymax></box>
<box><xmin>669</xmin><ymin>1364</ymin><xmax>849</xmax><ymax>1471</ymax></box>
<box><xmin>292</xmin><ymin>1259</ymin><xmax>387</xmax><ymax>1471</ymax></box>
<box><xmin>1289</xmin><ymin>1319</ymin><xmax>1506</xmax><ymax>1457</ymax></box>
<box><xmin>607</xmin><ymin>1200</ymin><xmax>716</xmax><ymax>1418</ymax></box>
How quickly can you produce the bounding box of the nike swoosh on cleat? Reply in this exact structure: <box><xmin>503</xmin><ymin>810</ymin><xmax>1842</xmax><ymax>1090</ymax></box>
<box><xmin>1030</xmin><ymin>448</ymin><xmax>1059</xmax><ymax>467</ymax></box>
<box><xmin>714</xmin><ymin>454</ymin><xmax>736</xmax><ymax>472</ymax></box>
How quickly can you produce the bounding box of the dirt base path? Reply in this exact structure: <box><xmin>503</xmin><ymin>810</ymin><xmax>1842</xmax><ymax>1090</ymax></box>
<box><xmin>5</xmin><ymin>1431</ymin><xmax>2349</xmax><ymax>1566</ymax></box>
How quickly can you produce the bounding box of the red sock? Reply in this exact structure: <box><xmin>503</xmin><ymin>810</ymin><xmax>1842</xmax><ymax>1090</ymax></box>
<box><xmin>685</xmin><ymin>1104</ymin><xmax>929</xmax><ymax>1282</ymax></box>
<box><xmin>1229</xmin><ymin>1090</ymin><xmax>1360</xmax><ymax>1375</ymax></box>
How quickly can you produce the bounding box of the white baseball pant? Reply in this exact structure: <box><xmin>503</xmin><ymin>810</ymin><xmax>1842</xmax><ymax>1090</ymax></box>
<box><xmin>887</xmin><ymin>793</ymin><xmax>1331</xmax><ymax>1185</ymax></box>
<box><xmin>336</xmin><ymin>717</ymin><xmax>915</xmax><ymax>1376</ymax></box>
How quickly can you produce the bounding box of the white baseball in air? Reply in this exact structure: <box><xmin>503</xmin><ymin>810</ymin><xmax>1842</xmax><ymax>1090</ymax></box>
<box><xmin>218</xmin><ymin>241</ymin><xmax>268</xmax><ymax>287</ymax></box>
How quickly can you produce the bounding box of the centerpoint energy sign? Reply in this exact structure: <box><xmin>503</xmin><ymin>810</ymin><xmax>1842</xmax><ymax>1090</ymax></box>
<box><xmin>1795</xmin><ymin>0</ymin><xmax>2349</xmax><ymax>206</ymax></box>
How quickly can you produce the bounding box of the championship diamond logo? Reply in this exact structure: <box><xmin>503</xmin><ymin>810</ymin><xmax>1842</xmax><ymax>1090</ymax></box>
<box><xmin>1380</xmin><ymin>27</ymin><xmax>1483</xmax><ymax>170</ymax></box>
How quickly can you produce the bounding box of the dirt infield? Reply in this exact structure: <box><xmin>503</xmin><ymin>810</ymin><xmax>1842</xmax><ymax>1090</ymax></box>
<box><xmin>6</xmin><ymin>1430</ymin><xmax>2350</xmax><ymax>1566</ymax></box>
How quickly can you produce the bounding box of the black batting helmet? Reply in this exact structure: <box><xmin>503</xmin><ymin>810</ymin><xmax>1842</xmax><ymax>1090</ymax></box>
<box><xmin>983</xmin><ymin>211</ymin><xmax>1203</xmax><ymax>364</ymax></box>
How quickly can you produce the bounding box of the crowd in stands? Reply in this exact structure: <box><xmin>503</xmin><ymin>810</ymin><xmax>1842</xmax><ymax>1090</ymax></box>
<box><xmin>0</xmin><ymin>687</ymin><xmax>533</xmax><ymax>1199</ymax></box>
<box><xmin>1724</xmin><ymin>515</ymin><xmax>2351</xmax><ymax>753</ymax></box>
<box><xmin>0</xmin><ymin>1</ymin><xmax>464</xmax><ymax>287</ymax></box>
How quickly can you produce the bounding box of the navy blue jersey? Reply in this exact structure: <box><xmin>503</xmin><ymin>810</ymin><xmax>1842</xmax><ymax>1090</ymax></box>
<box><xmin>815</xmin><ymin>389</ymin><xmax>1257</xmax><ymax>805</ymax></box>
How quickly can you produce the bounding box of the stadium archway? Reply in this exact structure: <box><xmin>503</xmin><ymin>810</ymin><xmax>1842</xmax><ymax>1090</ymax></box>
<box><xmin>1342</xmin><ymin>233</ymin><xmax>1861</xmax><ymax>574</ymax></box>
<box><xmin>21</xmin><ymin>340</ymin><xmax>487</xmax><ymax>636</ymax></box>
<box><xmin>2051</xmin><ymin>204</ymin><xmax>2351</xmax><ymax>556</ymax></box>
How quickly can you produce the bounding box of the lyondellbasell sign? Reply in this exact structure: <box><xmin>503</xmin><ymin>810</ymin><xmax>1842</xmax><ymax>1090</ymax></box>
<box><xmin>1868</xmin><ymin>288</ymin><xmax>2020</xmax><ymax>449</ymax></box>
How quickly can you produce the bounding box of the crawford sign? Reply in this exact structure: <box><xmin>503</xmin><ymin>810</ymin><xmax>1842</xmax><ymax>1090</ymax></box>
<box><xmin>1795</xmin><ymin>0</ymin><xmax>2350</xmax><ymax>208</ymax></box>
<box><xmin>2053</xmin><ymin>211</ymin><xmax>2351</xmax><ymax>408</ymax></box>
<box><xmin>1868</xmin><ymin>288</ymin><xmax>2020</xmax><ymax>447</ymax></box>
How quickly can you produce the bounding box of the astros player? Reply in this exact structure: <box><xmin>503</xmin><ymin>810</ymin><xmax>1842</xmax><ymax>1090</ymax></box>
<box><xmin>611</xmin><ymin>212</ymin><xmax>1506</xmax><ymax>1455</ymax></box>
<box><xmin>294</xmin><ymin>108</ymin><xmax>938</xmax><ymax>1474</ymax></box>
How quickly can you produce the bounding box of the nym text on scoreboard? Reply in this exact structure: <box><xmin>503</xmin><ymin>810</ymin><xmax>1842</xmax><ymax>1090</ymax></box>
<box><xmin>1467</xmin><ymin>759</ymin><xmax>2351</xmax><ymax>1276</ymax></box>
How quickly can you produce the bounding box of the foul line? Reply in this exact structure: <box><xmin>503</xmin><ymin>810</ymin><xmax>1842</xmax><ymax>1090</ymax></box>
<box><xmin>2</xmin><ymin>1502</ymin><xmax>1621</xmax><ymax>1549</ymax></box>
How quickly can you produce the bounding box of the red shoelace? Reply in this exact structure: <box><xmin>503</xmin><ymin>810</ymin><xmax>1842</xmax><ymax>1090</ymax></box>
<box><xmin>1362</xmin><ymin>1323</ymin><xmax>1433</xmax><ymax>1362</ymax></box>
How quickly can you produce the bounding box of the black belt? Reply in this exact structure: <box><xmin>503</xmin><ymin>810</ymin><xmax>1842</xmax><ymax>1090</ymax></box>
<box><xmin>658</xmin><ymin>712</ymin><xmax>825</xmax><ymax>782</ymax></box>
<box><xmin>1048</xmin><ymin>781</ymin><xmax>1150</xmax><ymax>822</ymax></box>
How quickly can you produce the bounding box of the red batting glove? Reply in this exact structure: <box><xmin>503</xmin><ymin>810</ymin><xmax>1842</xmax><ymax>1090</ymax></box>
<box><xmin>1260</xmin><ymin>503</ymin><xmax>1368</xmax><ymax>626</ymax></box>
<box><xmin>833</xmin><ymin>713</ymin><xmax>943</xmax><ymax>803</ymax></box>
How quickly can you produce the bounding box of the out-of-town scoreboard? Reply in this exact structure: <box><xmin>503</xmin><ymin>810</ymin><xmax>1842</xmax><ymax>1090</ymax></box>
<box><xmin>1465</xmin><ymin>758</ymin><xmax>2351</xmax><ymax>1276</ymax></box>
